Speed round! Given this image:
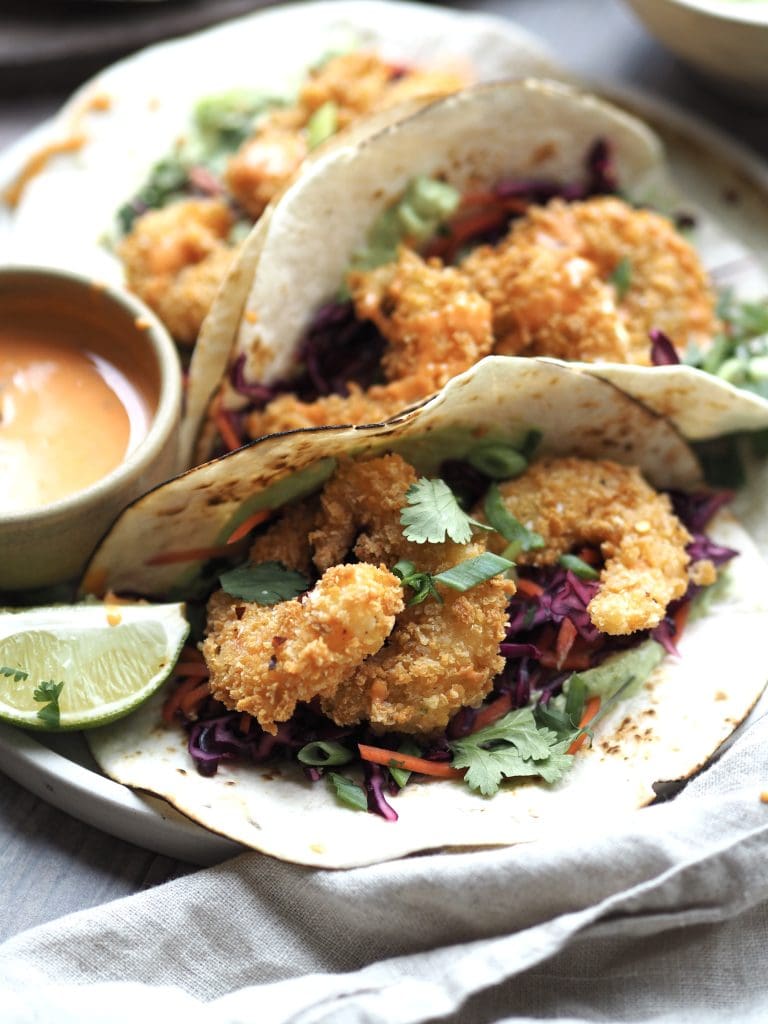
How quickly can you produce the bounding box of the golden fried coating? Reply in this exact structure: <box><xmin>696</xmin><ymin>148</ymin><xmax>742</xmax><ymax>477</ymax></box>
<box><xmin>466</xmin><ymin>196</ymin><xmax>718</xmax><ymax>364</ymax></box>
<box><xmin>247</xmin><ymin>498</ymin><xmax>319</xmax><ymax>576</ymax></box>
<box><xmin>248</xmin><ymin>252</ymin><xmax>491</xmax><ymax>440</ymax></box>
<box><xmin>462</xmin><ymin>243</ymin><xmax>631</xmax><ymax>362</ymax></box>
<box><xmin>118</xmin><ymin>198</ymin><xmax>236</xmax><ymax>345</ymax></box>
<box><xmin>204</xmin><ymin>562</ymin><xmax>404</xmax><ymax>734</ymax></box>
<box><xmin>323</xmin><ymin>556</ymin><xmax>513</xmax><ymax>735</ymax></box>
<box><xmin>349</xmin><ymin>248</ymin><xmax>494</xmax><ymax>384</ymax></box>
<box><xmin>481</xmin><ymin>457</ymin><xmax>694</xmax><ymax>635</ymax></box>
<box><xmin>299</xmin><ymin>51</ymin><xmax>397</xmax><ymax>123</ymax></box>
<box><xmin>224</xmin><ymin>121</ymin><xmax>308</xmax><ymax>220</ymax></box>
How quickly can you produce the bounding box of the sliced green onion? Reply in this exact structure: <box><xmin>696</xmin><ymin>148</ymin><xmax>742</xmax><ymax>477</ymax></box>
<box><xmin>716</xmin><ymin>357</ymin><xmax>749</xmax><ymax>385</ymax></box>
<box><xmin>484</xmin><ymin>484</ymin><xmax>545</xmax><ymax>552</ymax></box>
<box><xmin>434</xmin><ymin>552</ymin><xmax>514</xmax><ymax>592</ymax></box>
<box><xmin>467</xmin><ymin>444</ymin><xmax>528</xmax><ymax>480</ymax></box>
<box><xmin>408</xmin><ymin>176</ymin><xmax>460</xmax><ymax>220</ymax></box>
<box><xmin>306</xmin><ymin>100</ymin><xmax>338</xmax><ymax>149</ymax></box>
<box><xmin>559</xmin><ymin>554</ymin><xmax>600</xmax><ymax>580</ymax></box>
<box><xmin>297</xmin><ymin>741</ymin><xmax>354</xmax><ymax>767</ymax></box>
<box><xmin>609</xmin><ymin>256</ymin><xmax>632</xmax><ymax>300</ymax></box>
<box><xmin>388</xmin><ymin>738</ymin><xmax>422</xmax><ymax>788</ymax></box>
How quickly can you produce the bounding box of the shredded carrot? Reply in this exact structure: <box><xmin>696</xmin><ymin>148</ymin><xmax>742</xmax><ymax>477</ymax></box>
<box><xmin>179</xmin><ymin>681</ymin><xmax>212</xmax><ymax>718</ymax></box>
<box><xmin>470</xmin><ymin>692</ymin><xmax>513</xmax><ymax>733</ymax></box>
<box><xmin>238</xmin><ymin>713</ymin><xmax>253</xmax><ymax>735</ymax></box>
<box><xmin>358</xmin><ymin>744</ymin><xmax>465</xmax><ymax>780</ymax></box>
<box><xmin>539</xmin><ymin>649</ymin><xmax>592</xmax><ymax>671</ymax></box>
<box><xmin>555</xmin><ymin>617</ymin><xmax>578</xmax><ymax>669</ymax></box>
<box><xmin>515</xmin><ymin>577</ymin><xmax>545</xmax><ymax>598</ymax></box>
<box><xmin>162</xmin><ymin>676</ymin><xmax>206</xmax><ymax>724</ymax></box>
<box><xmin>568</xmin><ymin>696</ymin><xmax>602</xmax><ymax>754</ymax></box>
<box><xmin>213</xmin><ymin>396</ymin><xmax>242</xmax><ymax>453</ymax></box>
<box><xmin>226</xmin><ymin>508</ymin><xmax>272</xmax><ymax>544</ymax></box>
<box><xmin>671</xmin><ymin>601</ymin><xmax>691</xmax><ymax>647</ymax></box>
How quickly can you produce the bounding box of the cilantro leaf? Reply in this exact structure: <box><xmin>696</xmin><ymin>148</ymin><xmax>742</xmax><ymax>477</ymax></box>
<box><xmin>610</xmin><ymin>256</ymin><xmax>632</xmax><ymax>299</ymax></box>
<box><xmin>392</xmin><ymin>560</ymin><xmax>442</xmax><ymax>605</ymax></box>
<box><xmin>483</xmin><ymin>483</ymin><xmax>544</xmax><ymax>556</ymax></box>
<box><xmin>0</xmin><ymin>666</ymin><xmax>29</xmax><ymax>682</ymax></box>
<box><xmin>448</xmin><ymin>707</ymin><xmax>575</xmax><ymax>796</ymax></box>
<box><xmin>400</xmin><ymin>478</ymin><xmax>489</xmax><ymax>544</ymax></box>
<box><xmin>33</xmin><ymin>680</ymin><xmax>64</xmax><ymax>728</ymax></box>
<box><xmin>327</xmin><ymin>772</ymin><xmax>368</xmax><ymax>812</ymax></box>
<box><xmin>219</xmin><ymin>561</ymin><xmax>309</xmax><ymax>605</ymax></box>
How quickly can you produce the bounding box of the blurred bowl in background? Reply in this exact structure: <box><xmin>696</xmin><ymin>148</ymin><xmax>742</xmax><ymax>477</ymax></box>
<box><xmin>624</xmin><ymin>0</ymin><xmax>768</xmax><ymax>102</ymax></box>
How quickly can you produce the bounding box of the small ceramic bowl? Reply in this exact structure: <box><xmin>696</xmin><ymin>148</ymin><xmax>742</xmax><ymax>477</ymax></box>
<box><xmin>625</xmin><ymin>0</ymin><xmax>768</xmax><ymax>101</ymax></box>
<box><xmin>0</xmin><ymin>266</ymin><xmax>182</xmax><ymax>592</ymax></box>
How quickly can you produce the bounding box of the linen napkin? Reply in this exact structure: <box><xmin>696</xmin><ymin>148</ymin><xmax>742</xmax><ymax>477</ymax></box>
<box><xmin>1</xmin><ymin>686</ymin><xmax>767</xmax><ymax>1024</ymax></box>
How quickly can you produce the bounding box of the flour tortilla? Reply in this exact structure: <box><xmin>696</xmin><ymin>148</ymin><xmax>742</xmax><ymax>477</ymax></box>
<box><xmin>83</xmin><ymin>359</ymin><xmax>768</xmax><ymax>867</ymax></box>
<box><xmin>182</xmin><ymin>77</ymin><xmax>768</xmax><ymax>466</ymax></box>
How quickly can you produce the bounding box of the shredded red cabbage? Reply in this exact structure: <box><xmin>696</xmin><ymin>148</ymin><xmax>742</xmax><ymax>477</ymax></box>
<box><xmin>650</xmin><ymin>329</ymin><xmax>682</xmax><ymax>366</ymax></box>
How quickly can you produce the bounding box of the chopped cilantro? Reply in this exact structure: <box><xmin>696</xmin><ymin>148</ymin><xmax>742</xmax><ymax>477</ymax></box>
<box><xmin>610</xmin><ymin>256</ymin><xmax>632</xmax><ymax>299</ymax></box>
<box><xmin>449</xmin><ymin>707</ymin><xmax>575</xmax><ymax>796</ymax></box>
<box><xmin>327</xmin><ymin>772</ymin><xmax>368</xmax><ymax>812</ymax></box>
<box><xmin>400</xmin><ymin>478</ymin><xmax>489</xmax><ymax>545</ymax></box>
<box><xmin>219</xmin><ymin>561</ymin><xmax>309</xmax><ymax>605</ymax></box>
<box><xmin>0</xmin><ymin>666</ymin><xmax>29</xmax><ymax>682</ymax></box>
<box><xmin>33</xmin><ymin>680</ymin><xmax>64</xmax><ymax>729</ymax></box>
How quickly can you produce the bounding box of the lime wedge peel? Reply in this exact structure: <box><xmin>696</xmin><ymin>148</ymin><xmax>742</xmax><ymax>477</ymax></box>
<box><xmin>0</xmin><ymin>602</ymin><xmax>189</xmax><ymax>731</ymax></box>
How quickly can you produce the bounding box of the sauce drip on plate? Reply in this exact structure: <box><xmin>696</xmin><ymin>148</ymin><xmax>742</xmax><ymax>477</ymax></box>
<box><xmin>0</xmin><ymin>327</ymin><xmax>153</xmax><ymax>513</ymax></box>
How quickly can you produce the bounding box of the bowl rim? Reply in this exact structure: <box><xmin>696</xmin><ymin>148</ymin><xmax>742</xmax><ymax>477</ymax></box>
<box><xmin>0</xmin><ymin>264</ymin><xmax>182</xmax><ymax>526</ymax></box>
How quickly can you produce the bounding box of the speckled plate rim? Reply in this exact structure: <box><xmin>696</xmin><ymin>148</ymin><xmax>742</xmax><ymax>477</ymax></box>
<box><xmin>1</xmin><ymin>70</ymin><xmax>767</xmax><ymax>865</ymax></box>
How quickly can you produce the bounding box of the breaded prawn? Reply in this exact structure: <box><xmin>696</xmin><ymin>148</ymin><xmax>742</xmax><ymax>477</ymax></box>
<box><xmin>464</xmin><ymin>196</ymin><xmax>718</xmax><ymax>364</ymax></box>
<box><xmin>204</xmin><ymin>562</ymin><xmax>404</xmax><ymax>734</ymax></box>
<box><xmin>481</xmin><ymin>457</ymin><xmax>695</xmax><ymax>635</ymax></box>
<box><xmin>118</xmin><ymin>198</ymin><xmax>236</xmax><ymax>345</ymax></box>
<box><xmin>247</xmin><ymin>497</ymin><xmax>320</xmax><ymax>576</ymax></box>
<box><xmin>248</xmin><ymin>252</ymin><xmax>492</xmax><ymax>439</ymax></box>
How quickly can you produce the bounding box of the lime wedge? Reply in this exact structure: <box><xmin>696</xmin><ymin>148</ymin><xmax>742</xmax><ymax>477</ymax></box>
<box><xmin>0</xmin><ymin>602</ymin><xmax>189</xmax><ymax>730</ymax></box>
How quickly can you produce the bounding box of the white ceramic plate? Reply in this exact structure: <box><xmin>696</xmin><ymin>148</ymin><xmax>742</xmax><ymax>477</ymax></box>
<box><xmin>0</xmin><ymin>2</ymin><xmax>767</xmax><ymax>865</ymax></box>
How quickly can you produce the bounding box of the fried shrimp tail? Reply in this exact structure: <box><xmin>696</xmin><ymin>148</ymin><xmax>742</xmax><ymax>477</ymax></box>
<box><xmin>481</xmin><ymin>457</ymin><xmax>697</xmax><ymax>635</ymax></box>
<box><xmin>204</xmin><ymin>563</ymin><xmax>404</xmax><ymax>734</ymax></box>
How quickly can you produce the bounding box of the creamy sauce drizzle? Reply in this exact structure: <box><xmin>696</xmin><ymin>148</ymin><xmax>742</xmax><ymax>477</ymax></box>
<box><xmin>0</xmin><ymin>329</ymin><xmax>152</xmax><ymax>513</ymax></box>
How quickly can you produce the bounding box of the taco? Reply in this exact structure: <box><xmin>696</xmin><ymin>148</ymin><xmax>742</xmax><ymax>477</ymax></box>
<box><xmin>83</xmin><ymin>360</ymin><xmax>768</xmax><ymax>867</ymax></box>
<box><xmin>181</xmin><ymin>77</ymin><xmax>768</xmax><ymax>466</ymax></box>
<box><xmin>2</xmin><ymin>0</ymin><xmax>557</xmax><ymax>354</ymax></box>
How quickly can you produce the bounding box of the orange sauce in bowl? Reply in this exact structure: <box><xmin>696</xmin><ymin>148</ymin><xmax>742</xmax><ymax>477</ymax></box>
<box><xmin>0</xmin><ymin>326</ymin><xmax>154</xmax><ymax>513</ymax></box>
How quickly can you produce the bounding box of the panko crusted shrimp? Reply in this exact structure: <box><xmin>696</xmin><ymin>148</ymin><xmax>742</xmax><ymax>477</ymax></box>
<box><xmin>226</xmin><ymin>52</ymin><xmax>468</xmax><ymax>219</ymax></box>
<box><xmin>481</xmin><ymin>456</ymin><xmax>700</xmax><ymax>635</ymax></box>
<box><xmin>464</xmin><ymin>196</ymin><xmax>719</xmax><ymax>364</ymax></box>
<box><xmin>118</xmin><ymin>198</ymin><xmax>237</xmax><ymax>345</ymax></box>
<box><xmin>203</xmin><ymin>453</ymin><xmax>514</xmax><ymax>736</ymax></box>
<box><xmin>247</xmin><ymin>250</ymin><xmax>493</xmax><ymax>438</ymax></box>
<box><xmin>204</xmin><ymin>562</ymin><xmax>404</xmax><ymax>734</ymax></box>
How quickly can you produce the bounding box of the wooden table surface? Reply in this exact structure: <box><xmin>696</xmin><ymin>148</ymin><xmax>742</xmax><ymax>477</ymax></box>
<box><xmin>1</xmin><ymin>0</ymin><xmax>766</xmax><ymax>945</ymax></box>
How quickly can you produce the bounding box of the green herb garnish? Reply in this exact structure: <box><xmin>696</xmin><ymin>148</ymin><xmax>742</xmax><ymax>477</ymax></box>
<box><xmin>400</xmin><ymin>478</ymin><xmax>489</xmax><ymax>544</ymax></box>
<box><xmin>466</xmin><ymin>443</ymin><xmax>528</xmax><ymax>480</ymax></box>
<box><xmin>33</xmin><ymin>680</ymin><xmax>64</xmax><ymax>729</ymax></box>
<box><xmin>0</xmin><ymin>666</ymin><xmax>29</xmax><ymax>682</ymax></box>
<box><xmin>610</xmin><ymin>256</ymin><xmax>632</xmax><ymax>299</ymax></box>
<box><xmin>449</xmin><ymin>707</ymin><xmax>574</xmax><ymax>797</ymax></box>
<box><xmin>327</xmin><ymin>772</ymin><xmax>368</xmax><ymax>812</ymax></box>
<box><xmin>306</xmin><ymin>100</ymin><xmax>338</xmax><ymax>149</ymax></box>
<box><xmin>388</xmin><ymin>738</ymin><xmax>422</xmax><ymax>789</ymax></box>
<box><xmin>558</xmin><ymin>554</ymin><xmax>600</xmax><ymax>580</ymax></box>
<box><xmin>297</xmin><ymin>741</ymin><xmax>354</xmax><ymax>767</ymax></box>
<box><xmin>483</xmin><ymin>483</ymin><xmax>545</xmax><ymax>558</ymax></box>
<box><xmin>219</xmin><ymin>561</ymin><xmax>309</xmax><ymax>605</ymax></box>
<box><xmin>393</xmin><ymin>553</ymin><xmax>513</xmax><ymax>606</ymax></box>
